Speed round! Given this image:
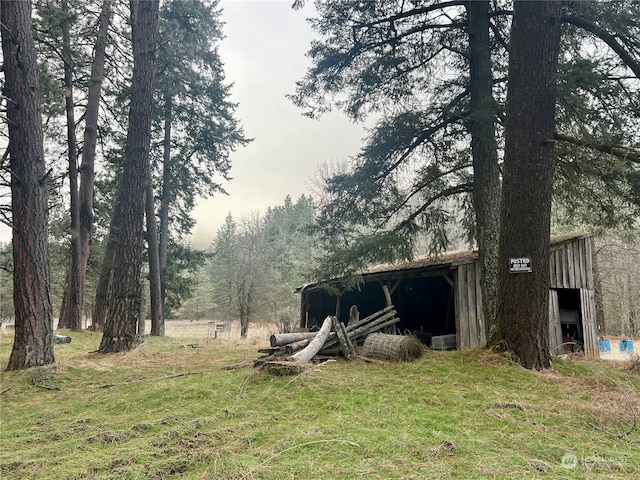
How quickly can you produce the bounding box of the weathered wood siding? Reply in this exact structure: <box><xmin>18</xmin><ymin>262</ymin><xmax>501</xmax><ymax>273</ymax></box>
<box><xmin>455</xmin><ymin>262</ymin><xmax>486</xmax><ymax>349</ymax></box>
<box><xmin>580</xmin><ymin>288</ymin><xmax>599</xmax><ymax>355</ymax></box>
<box><xmin>548</xmin><ymin>289</ymin><xmax>563</xmax><ymax>354</ymax></box>
<box><xmin>547</xmin><ymin>235</ymin><xmax>598</xmax><ymax>356</ymax></box>
<box><xmin>549</xmin><ymin>235</ymin><xmax>594</xmax><ymax>289</ymax></box>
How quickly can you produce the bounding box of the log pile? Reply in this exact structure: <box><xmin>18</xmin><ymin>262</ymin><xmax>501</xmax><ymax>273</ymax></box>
<box><xmin>254</xmin><ymin>305</ymin><xmax>404</xmax><ymax>373</ymax></box>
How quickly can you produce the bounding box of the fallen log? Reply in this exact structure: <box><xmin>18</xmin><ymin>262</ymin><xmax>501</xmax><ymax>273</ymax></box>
<box><xmin>270</xmin><ymin>331</ymin><xmax>317</xmax><ymax>347</ymax></box>
<box><xmin>285</xmin><ymin>338</ymin><xmax>312</xmax><ymax>354</ymax></box>
<box><xmin>290</xmin><ymin>316</ymin><xmax>333</xmax><ymax>363</ymax></box>
<box><xmin>345</xmin><ymin>305</ymin><xmax>395</xmax><ymax>332</ymax></box>
<box><xmin>322</xmin><ymin>309</ymin><xmax>398</xmax><ymax>352</ymax></box>
<box><xmin>331</xmin><ymin>316</ymin><xmax>356</xmax><ymax>360</ymax></box>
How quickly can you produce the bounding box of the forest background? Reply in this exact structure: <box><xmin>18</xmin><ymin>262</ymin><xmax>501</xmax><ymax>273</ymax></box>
<box><xmin>0</xmin><ymin>0</ymin><xmax>639</xmax><ymax>348</ymax></box>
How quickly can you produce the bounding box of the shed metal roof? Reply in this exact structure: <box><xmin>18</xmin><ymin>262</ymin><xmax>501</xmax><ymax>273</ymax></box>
<box><xmin>299</xmin><ymin>232</ymin><xmax>592</xmax><ymax>292</ymax></box>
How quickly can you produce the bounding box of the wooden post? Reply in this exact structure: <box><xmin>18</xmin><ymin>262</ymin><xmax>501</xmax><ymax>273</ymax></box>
<box><xmin>331</xmin><ymin>316</ymin><xmax>356</xmax><ymax>360</ymax></box>
<box><xmin>349</xmin><ymin>305</ymin><xmax>359</xmax><ymax>326</ymax></box>
<box><xmin>335</xmin><ymin>294</ymin><xmax>342</xmax><ymax>322</ymax></box>
<box><xmin>381</xmin><ymin>283</ymin><xmax>392</xmax><ymax>307</ymax></box>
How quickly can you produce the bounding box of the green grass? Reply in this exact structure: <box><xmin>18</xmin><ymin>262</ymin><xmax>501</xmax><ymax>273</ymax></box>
<box><xmin>1</xmin><ymin>330</ymin><xmax>639</xmax><ymax>479</ymax></box>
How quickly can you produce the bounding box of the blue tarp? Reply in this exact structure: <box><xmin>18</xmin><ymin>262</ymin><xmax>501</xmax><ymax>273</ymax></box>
<box><xmin>598</xmin><ymin>339</ymin><xmax>611</xmax><ymax>354</ymax></box>
<box><xmin>620</xmin><ymin>340</ymin><xmax>634</xmax><ymax>354</ymax></box>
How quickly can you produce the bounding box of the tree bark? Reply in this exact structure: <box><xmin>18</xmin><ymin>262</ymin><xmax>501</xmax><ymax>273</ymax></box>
<box><xmin>466</xmin><ymin>0</ymin><xmax>501</xmax><ymax>341</ymax></box>
<box><xmin>80</xmin><ymin>0</ymin><xmax>111</xmax><ymax>329</ymax></box>
<box><xmin>2</xmin><ymin>0</ymin><xmax>55</xmax><ymax>369</ymax></box>
<box><xmin>90</xmin><ymin>208</ymin><xmax>117</xmax><ymax>331</ymax></box>
<box><xmin>496</xmin><ymin>1</ymin><xmax>562</xmax><ymax>370</ymax></box>
<box><xmin>58</xmin><ymin>0</ymin><xmax>83</xmax><ymax>332</ymax></box>
<box><xmin>98</xmin><ymin>0</ymin><xmax>159</xmax><ymax>353</ymax></box>
<box><xmin>146</xmin><ymin>175</ymin><xmax>164</xmax><ymax>336</ymax></box>
<box><xmin>158</xmin><ymin>96</ymin><xmax>172</xmax><ymax>311</ymax></box>
<box><xmin>270</xmin><ymin>331</ymin><xmax>317</xmax><ymax>347</ymax></box>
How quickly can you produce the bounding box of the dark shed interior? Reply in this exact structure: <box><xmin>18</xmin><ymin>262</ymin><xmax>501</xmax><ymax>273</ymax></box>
<box><xmin>301</xmin><ymin>271</ymin><xmax>456</xmax><ymax>340</ymax></box>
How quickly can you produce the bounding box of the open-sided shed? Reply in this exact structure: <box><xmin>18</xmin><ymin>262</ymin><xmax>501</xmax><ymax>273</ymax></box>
<box><xmin>298</xmin><ymin>233</ymin><xmax>601</xmax><ymax>356</ymax></box>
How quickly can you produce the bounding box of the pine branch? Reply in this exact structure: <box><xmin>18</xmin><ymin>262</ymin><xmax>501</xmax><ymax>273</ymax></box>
<box><xmin>562</xmin><ymin>14</ymin><xmax>640</xmax><ymax>79</ymax></box>
<box><xmin>555</xmin><ymin>132</ymin><xmax>640</xmax><ymax>164</ymax></box>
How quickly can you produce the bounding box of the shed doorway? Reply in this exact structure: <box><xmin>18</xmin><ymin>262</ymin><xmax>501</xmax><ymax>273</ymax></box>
<box><xmin>556</xmin><ymin>288</ymin><xmax>584</xmax><ymax>351</ymax></box>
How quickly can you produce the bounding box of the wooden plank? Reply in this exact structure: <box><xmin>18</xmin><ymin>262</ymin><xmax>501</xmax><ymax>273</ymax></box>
<box><xmin>549</xmin><ymin>250</ymin><xmax>557</xmax><ymax>289</ymax></box>
<box><xmin>574</xmin><ymin>239</ymin><xmax>583</xmax><ymax>288</ymax></box>
<box><xmin>560</xmin><ymin>247</ymin><xmax>569</xmax><ymax>288</ymax></box>
<box><xmin>454</xmin><ymin>268</ymin><xmax>462</xmax><ymax>350</ymax></box>
<box><xmin>566</xmin><ymin>243</ymin><xmax>575</xmax><ymax>289</ymax></box>
<box><xmin>585</xmin><ymin>237</ymin><xmax>594</xmax><ymax>290</ymax></box>
<box><xmin>475</xmin><ymin>262</ymin><xmax>487</xmax><ymax>346</ymax></box>
<box><xmin>466</xmin><ymin>262</ymin><xmax>479</xmax><ymax>347</ymax></box>
<box><xmin>548</xmin><ymin>290</ymin><xmax>562</xmax><ymax>354</ymax></box>
<box><xmin>580</xmin><ymin>288</ymin><xmax>598</xmax><ymax>356</ymax></box>
<box><xmin>457</xmin><ymin>265</ymin><xmax>470</xmax><ymax>349</ymax></box>
<box><xmin>553</xmin><ymin>250</ymin><xmax>562</xmax><ymax>288</ymax></box>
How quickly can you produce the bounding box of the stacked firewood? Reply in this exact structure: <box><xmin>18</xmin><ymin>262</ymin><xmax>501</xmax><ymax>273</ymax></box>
<box><xmin>254</xmin><ymin>305</ymin><xmax>400</xmax><ymax>373</ymax></box>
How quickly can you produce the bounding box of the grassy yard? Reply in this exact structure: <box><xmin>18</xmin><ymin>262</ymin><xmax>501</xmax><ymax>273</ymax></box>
<box><xmin>1</xmin><ymin>327</ymin><xmax>639</xmax><ymax>479</ymax></box>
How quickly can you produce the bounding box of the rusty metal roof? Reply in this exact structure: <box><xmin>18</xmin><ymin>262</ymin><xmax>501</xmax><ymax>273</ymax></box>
<box><xmin>362</xmin><ymin>249</ymin><xmax>478</xmax><ymax>275</ymax></box>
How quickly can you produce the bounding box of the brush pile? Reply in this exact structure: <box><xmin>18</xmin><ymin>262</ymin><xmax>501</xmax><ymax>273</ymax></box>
<box><xmin>254</xmin><ymin>305</ymin><xmax>423</xmax><ymax>375</ymax></box>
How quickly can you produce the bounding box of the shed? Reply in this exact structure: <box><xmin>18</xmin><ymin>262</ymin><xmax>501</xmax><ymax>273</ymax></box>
<box><xmin>298</xmin><ymin>233</ymin><xmax>601</xmax><ymax>356</ymax></box>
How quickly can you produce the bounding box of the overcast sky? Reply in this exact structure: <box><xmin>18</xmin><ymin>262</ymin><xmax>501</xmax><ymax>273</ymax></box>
<box><xmin>0</xmin><ymin>1</ymin><xmax>366</xmax><ymax>248</ymax></box>
<box><xmin>187</xmin><ymin>0</ymin><xmax>367</xmax><ymax>248</ymax></box>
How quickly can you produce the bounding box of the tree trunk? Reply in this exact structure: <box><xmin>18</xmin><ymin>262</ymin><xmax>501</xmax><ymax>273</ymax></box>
<box><xmin>98</xmin><ymin>0</ymin><xmax>159</xmax><ymax>353</ymax></box>
<box><xmin>146</xmin><ymin>176</ymin><xmax>164</xmax><ymax>336</ymax></box>
<box><xmin>2</xmin><ymin>0</ymin><xmax>55</xmax><ymax>369</ymax></box>
<box><xmin>270</xmin><ymin>331</ymin><xmax>317</xmax><ymax>347</ymax></box>
<box><xmin>158</xmin><ymin>96</ymin><xmax>172</xmax><ymax>311</ymax></box>
<box><xmin>90</xmin><ymin>211</ymin><xmax>117</xmax><ymax>331</ymax></box>
<box><xmin>240</xmin><ymin>303</ymin><xmax>249</xmax><ymax>339</ymax></box>
<box><xmin>496</xmin><ymin>0</ymin><xmax>562</xmax><ymax>370</ymax></box>
<box><xmin>466</xmin><ymin>0</ymin><xmax>501</xmax><ymax>341</ymax></box>
<box><xmin>58</xmin><ymin>0</ymin><xmax>83</xmax><ymax>332</ymax></box>
<box><xmin>80</xmin><ymin>0</ymin><xmax>111</xmax><ymax>328</ymax></box>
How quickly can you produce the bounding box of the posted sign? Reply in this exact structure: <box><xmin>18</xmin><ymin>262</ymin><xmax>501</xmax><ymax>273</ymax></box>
<box><xmin>509</xmin><ymin>257</ymin><xmax>532</xmax><ymax>273</ymax></box>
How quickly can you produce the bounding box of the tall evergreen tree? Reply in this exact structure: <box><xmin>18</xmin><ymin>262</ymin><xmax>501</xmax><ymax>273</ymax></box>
<box><xmin>98</xmin><ymin>0</ymin><xmax>159</xmax><ymax>353</ymax></box>
<box><xmin>152</xmin><ymin>0</ymin><xmax>249</xmax><ymax>330</ymax></box>
<box><xmin>496</xmin><ymin>0</ymin><xmax>563</xmax><ymax>370</ymax></box>
<box><xmin>293</xmin><ymin>0</ymin><xmax>640</xmax><ymax>348</ymax></box>
<box><xmin>2</xmin><ymin>0</ymin><xmax>56</xmax><ymax>369</ymax></box>
<box><xmin>291</xmin><ymin>0</ymin><xmax>503</xmax><ymax>329</ymax></box>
